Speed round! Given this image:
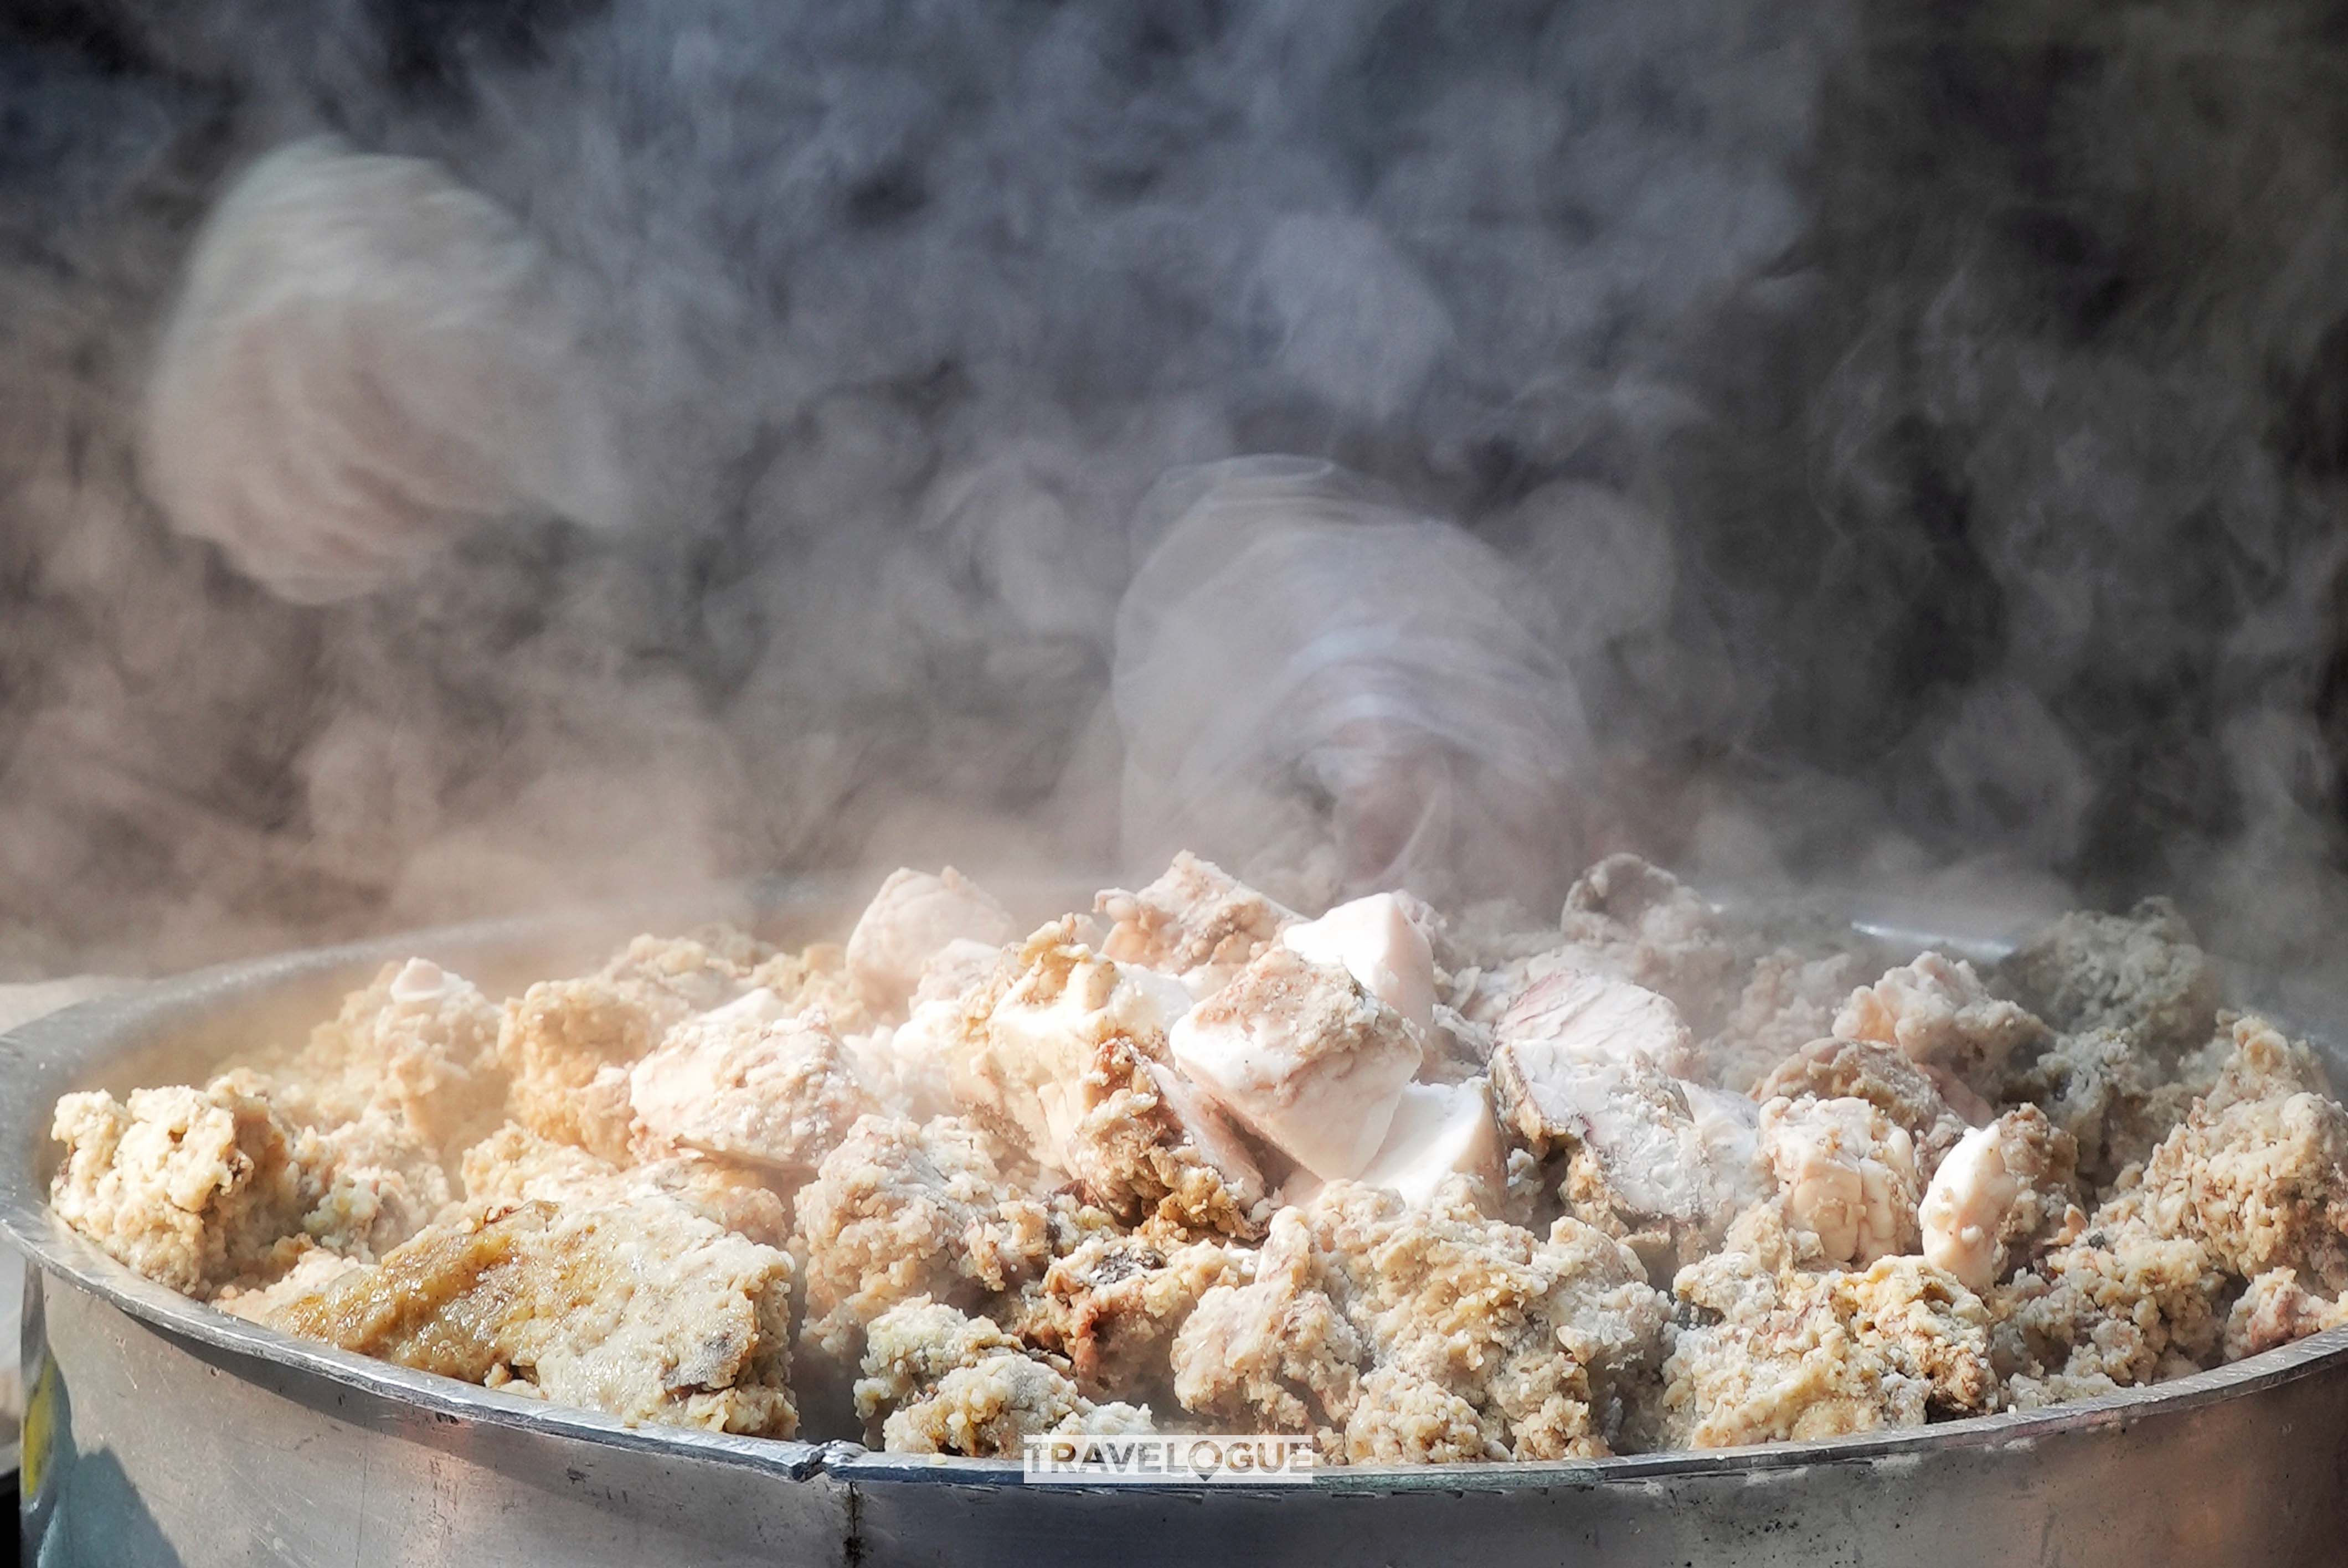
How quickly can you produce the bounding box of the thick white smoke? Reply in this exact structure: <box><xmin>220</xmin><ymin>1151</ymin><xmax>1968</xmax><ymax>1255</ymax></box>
<box><xmin>3</xmin><ymin>0</ymin><xmax>2348</xmax><ymax>982</ymax></box>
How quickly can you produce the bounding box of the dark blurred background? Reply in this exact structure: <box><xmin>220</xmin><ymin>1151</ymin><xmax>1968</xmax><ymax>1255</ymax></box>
<box><xmin>5</xmin><ymin>0</ymin><xmax>2348</xmax><ymax>978</ymax></box>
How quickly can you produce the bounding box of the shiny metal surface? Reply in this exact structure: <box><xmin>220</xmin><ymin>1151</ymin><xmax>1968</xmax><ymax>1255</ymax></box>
<box><xmin>9</xmin><ymin>889</ymin><xmax>2348</xmax><ymax>1566</ymax></box>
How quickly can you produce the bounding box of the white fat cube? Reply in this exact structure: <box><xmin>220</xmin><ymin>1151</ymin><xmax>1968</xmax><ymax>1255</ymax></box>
<box><xmin>1169</xmin><ymin>945</ymin><xmax>1422</xmax><ymax>1180</ymax></box>
<box><xmin>1356</xmin><ymin>1077</ymin><xmax>1505</xmax><ymax>1210</ymax></box>
<box><xmin>1280</xmin><ymin>892</ymin><xmax>1436</xmax><ymax>1035</ymax></box>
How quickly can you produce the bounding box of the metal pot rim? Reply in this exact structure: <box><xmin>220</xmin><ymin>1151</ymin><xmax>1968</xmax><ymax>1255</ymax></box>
<box><xmin>8</xmin><ymin>887</ymin><xmax>2347</xmax><ymax>1493</ymax></box>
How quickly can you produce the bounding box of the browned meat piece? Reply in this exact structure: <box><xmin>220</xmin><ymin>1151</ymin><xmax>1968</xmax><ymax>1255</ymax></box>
<box><xmin>267</xmin><ymin>1196</ymin><xmax>796</xmax><ymax>1436</ymax></box>
<box><xmin>1998</xmin><ymin>898</ymin><xmax>2222</xmax><ymax>1062</ymax></box>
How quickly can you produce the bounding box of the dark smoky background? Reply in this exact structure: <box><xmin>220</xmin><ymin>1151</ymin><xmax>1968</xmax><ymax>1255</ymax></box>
<box><xmin>4</xmin><ymin>0</ymin><xmax>2348</xmax><ymax>979</ymax></box>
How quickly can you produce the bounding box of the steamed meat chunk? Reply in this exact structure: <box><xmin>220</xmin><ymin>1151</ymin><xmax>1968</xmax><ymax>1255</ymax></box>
<box><xmin>1661</xmin><ymin>1207</ymin><xmax>1997</xmax><ymax>1446</ymax></box>
<box><xmin>629</xmin><ymin>992</ymin><xmax>876</xmax><ymax>1173</ymax></box>
<box><xmin>1096</xmin><ymin>853</ymin><xmax>1297</xmax><ymax>996</ymax></box>
<box><xmin>1834</xmin><ymin>951</ymin><xmax>2048</xmax><ymax>1095</ymax></box>
<box><xmin>1980</xmin><ymin>1020</ymin><xmax>2337</xmax><ymax>1401</ymax></box>
<box><xmin>955</xmin><ymin>917</ymin><xmax>1195</xmax><ymax>1164</ymax></box>
<box><xmin>2000</xmin><ymin>1027</ymin><xmax>2191</xmax><ymax>1188</ymax></box>
<box><xmin>1281</xmin><ymin>892</ymin><xmax>1438</xmax><ymax>1036</ymax></box>
<box><xmin>1170</xmin><ymin>1184</ymin><xmax>1668</xmax><ymax>1463</ymax></box>
<box><xmin>457</xmin><ymin>1125</ymin><xmax>790</xmax><ymax>1248</ymax></box>
<box><xmin>301</xmin><ymin>1106</ymin><xmax>457</xmax><ymax>1260</ymax></box>
<box><xmin>1058</xmin><ymin>1037</ymin><xmax>1270</xmax><ymax>1239</ymax></box>
<box><xmin>791</xmin><ymin>1114</ymin><xmax>1057</xmax><ymax>1359</ymax></box>
<box><xmin>856</xmin><ymin>1299</ymin><xmax>1151</xmax><ymax>1456</ymax></box>
<box><xmin>498</xmin><ymin>937</ymin><xmax>762</xmax><ymax>1164</ymax></box>
<box><xmin>1756</xmin><ymin>1037</ymin><xmax>1974</xmax><ymax>1176</ymax></box>
<box><xmin>1495</xmin><ymin>968</ymin><xmax>1698</xmax><ymax>1082</ymax></box>
<box><xmin>1918</xmin><ymin>1107</ymin><xmax>2079</xmax><ymax>1292</ymax></box>
<box><xmin>845</xmin><ymin>868</ymin><xmax>1018</xmax><ymax>1017</ymax></box>
<box><xmin>2224</xmin><ymin>1269</ymin><xmax>2348</xmax><ymax>1360</ymax></box>
<box><xmin>1551</xmin><ymin>854</ymin><xmax>1748</xmax><ymax>1034</ymax></box>
<box><xmin>1999</xmin><ymin>898</ymin><xmax>2221</xmax><ymax>1062</ymax></box>
<box><xmin>1170</xmin><ymin>944</ymin><xmax>1423</xmax><ymax>1180</ymax></box>
<box><xmin>50</xmin><ymin>1078</ymin><xmax>316</xmax><ymax>1296</ymax></box>
<box><xmin>1755</xmin><ymin>1095</ymin><xmax>1921</xmax><ymax>1267</ymax></box>
<box><xmin>2127</xmin><ymin>1017</ymin><xmax>2348</xmax><ymax>1291</ymax></box>
<box><xmin>266</xmin><ymin>1196</ymin><xmax>798</xmax><ymax>1436</ymax></box>
<box><xmin>1356</xmin><ymin>1079</ymin><xmax>1507</xmax><ymax>1213</ymax></box>
<box><xmin>1168</xmin><ymin>1208</ymin><xmax>1366</xmax><ymax>1441</ymax></box>
<box><xmin>1987</xmin><ymin>1218</ymin><xmax>2226</xmax><ymax>1405</ymax></box>
<box><xmin>1492</xmin><ymin>974</ymin><xmax>1765</xmax><ymax>1254</ymax></box>
<box><xmin>1017</xmin><ymin>1232</ymin><xmax>1250</xmax><ymax>1397</ymax></box>
<box><xmin>274</xmin><ymin>957</ymin><xmax>506</xmax><ymax>1155</ymax></box>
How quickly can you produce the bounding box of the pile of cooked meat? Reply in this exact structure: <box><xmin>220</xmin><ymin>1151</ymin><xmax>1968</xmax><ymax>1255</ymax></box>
<box><xmin>46</xmin><ymin>854</ymin><xmax>2348</xmax><ymax>1462</ymax></box>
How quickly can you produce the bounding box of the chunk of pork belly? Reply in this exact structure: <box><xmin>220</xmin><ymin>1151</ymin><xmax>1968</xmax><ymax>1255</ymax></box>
<box><xmin>790</xmin><ymin>1114</ymin><xmax>1058</xmax><ymax>1360</ymax></box>
<box><xmin>1755</xmin><ymin>1095</ymin><xmax>1921</xmax><ymax>1268</ymax></box>
<box><xmin>1281</xmin><ymin>892</ymin><xmax>1437</xmax><ymax>1036</ymax></box>
<box><xmin>629</xmin><ymin>991</ymin><xmax>874</xmax><ymax>1173</ymax></box>
<box><xmin>1170</xmin><ymin>944</ymin><xmax>1422</xmax><ymax>1181</ymax></box>
<box><xmin>1355</xmin><ymin>1077</ymin><xmax>1507</xmax><ymax>1213</ymax></box>
<box><xmin>1834</xmin><ymin>951</ymin><xmax>2048</xmax><ymax>1096</ymax></box>
<box><xmin>954</xmin><ymin>917</ymin><xmax>1194</xmax><ymax>1163</ymax></box>
<box><xmin>844</xmin><ymin>868</ymin><xmax>1018</xmax><ymax>1018</ymax></box>
<box><xmin>267</xmin><ymin>1196</ymin><xmax>797</xmax><ymax>1437</ymax></box>
<box><xmin>1096</xmin><ymin>853</ymin><xmax>1297</xmax><ymax>997</ymax></box>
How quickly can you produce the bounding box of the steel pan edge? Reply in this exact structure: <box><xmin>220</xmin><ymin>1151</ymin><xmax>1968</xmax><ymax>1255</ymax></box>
<box><xmin>8</xmin><ymin>887</ymin><xmax>2348</xmax><ymax>1565</ymax></box>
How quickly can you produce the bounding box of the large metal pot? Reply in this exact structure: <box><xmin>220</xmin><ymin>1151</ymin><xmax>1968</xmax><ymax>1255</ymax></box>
<box><xmin>9</xmin><ymin>885</ymin><xmax>2348</xmax><ymax>1566</ymax></box>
